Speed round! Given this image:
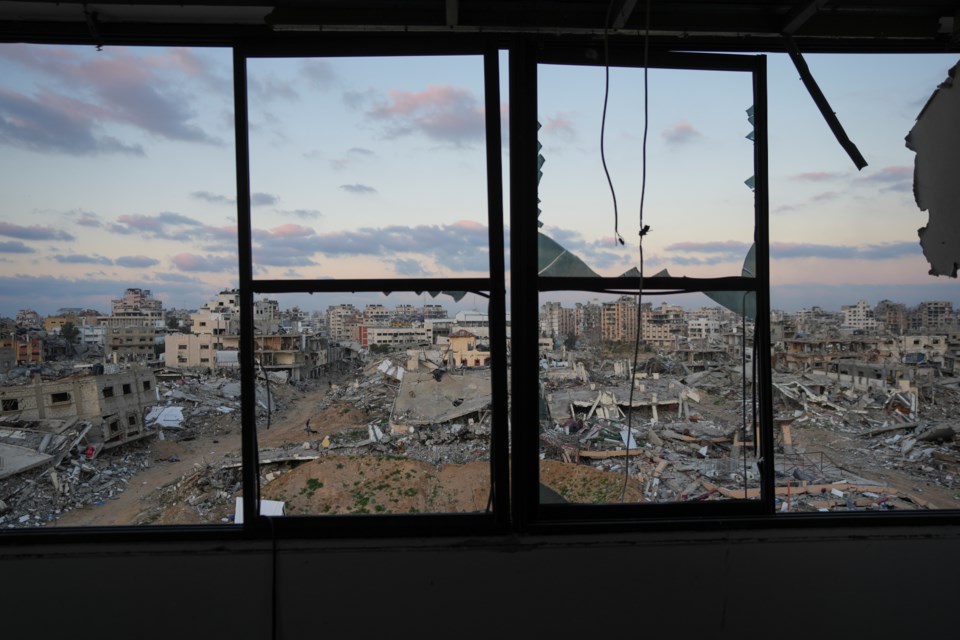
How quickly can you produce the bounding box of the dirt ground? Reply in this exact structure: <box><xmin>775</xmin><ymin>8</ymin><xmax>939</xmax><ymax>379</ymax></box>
<box><xmin>54</xmin><ymin>383</ymin><xmax>336</xmax><ymax>526</ymax></box>
<box><xmin>52</xmin><ymin>370</ymin><xmax>958</xmax><ymax>527</ymax></box>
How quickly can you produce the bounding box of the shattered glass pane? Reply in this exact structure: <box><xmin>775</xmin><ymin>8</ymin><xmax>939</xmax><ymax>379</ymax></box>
<box><xmin>537</xmin><ymin>292</ymin><xmax>758</xmax><ymax>505</ymax></box>
<box><xmin>0</xmin><ymin>45</ymin><xmax>240</xmax><ymax>528</ymax></box>
<box><xmin>536</xmin><ymin>64</ymin><xmax>756</xmax><ymax>279</ymax></box>
<box><xmin>257</xmin><ymin>293</ymin><xmax>494</xmax><ymax>516</ymax></box>
<box><xmin>768</xmin><ymin>54</ymin><xmax>960</xmax><ymax>512</ymax></box>
<box><xmin>246</xmin><ymin>55</ymin><xmax>492</xmax><ymax>281</ymax></box>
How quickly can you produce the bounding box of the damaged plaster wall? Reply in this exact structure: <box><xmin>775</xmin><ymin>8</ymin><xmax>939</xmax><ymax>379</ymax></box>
<box><xmin>907</xmin><ymin>60</ymin><xmax>960</xmax><ymax>276</ymax></box>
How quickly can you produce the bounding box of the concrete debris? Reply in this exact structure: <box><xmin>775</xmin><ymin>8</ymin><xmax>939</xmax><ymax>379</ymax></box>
<box><xmin>906</xmin><ymin>59</ymin><xmax>960</xmax><ymax>277</ymax></box>
<box><xmin>145</xmin><ymin>406</ymin><xmax>185</xmax><ymax>429</ymax></box>
<box><xmin>0</xmin><ymin>439</ymin><xmax>152</xmax><ymax>528</ymax></box>
<box><xmin>538</xmin><ymin>347</ymin><xmax>960</xmax><ymax>510</ymax></box>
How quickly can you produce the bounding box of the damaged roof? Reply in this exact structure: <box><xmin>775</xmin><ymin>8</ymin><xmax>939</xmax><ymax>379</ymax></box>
<box><xmin>0</xmin><ymin>1</ymin><xmax>957</xmax><ymax>52</ymax></box>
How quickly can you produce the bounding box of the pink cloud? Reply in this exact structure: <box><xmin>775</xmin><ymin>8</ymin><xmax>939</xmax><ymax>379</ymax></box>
<box><xmin>661</xmin><ymin>121</ymin><xmax>701</xmax><ymax>145</ymax></box>
<box><xmin>789</xmin><ymin>171</ymin><xmax>844</xmax><ymax>182</ymax></box>
<box><xmin>369</xmin><ymin>84</ymin><xmax>484</xmax><ymax>143</ymax></box>
<box><xmin>268</xmin><ymin>223</ymin><xmax>314</xmax><ymax>238</ymax></box>
<box><xmin>543</xmin><ymin>115</ymin><xmax>575</xmax><ymax>137</ymax></box>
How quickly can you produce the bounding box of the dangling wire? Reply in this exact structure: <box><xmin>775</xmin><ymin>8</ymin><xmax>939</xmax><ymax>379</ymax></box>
<box><xmin>621</xmin><ymin>0</ymin><xmax>652</xmax><ymax>503</ymax></box>
<box><xmin>601</xmin><ymin>0</ymin><xmax>625</xmax><ymax>246</ymax></box>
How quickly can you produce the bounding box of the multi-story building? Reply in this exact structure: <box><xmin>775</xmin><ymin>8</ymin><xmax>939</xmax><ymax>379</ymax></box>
<box><xmin>540</xmin><ymin>301</ymin><xmax>576</xmax><ymax>339</ymax></box>
<box><xmin>14</xmin><ymin>309</ymin><xmax>41</xmax><ymax>328</ymax></box>
<box><xmin>910</xmin><ymin>301</ymin><xmax>953</xmax><ymax>331</ymax></box>
<box><xmin>875</xmin><ymin>300</ymin><xmax>908</xmax><ymax>335</ymax></box>
<box><xmin>841</xmin><ymin>299</ymin><xmax>877</xmax><ymax>331</ymax></box>
<box><xmin>99</xmin><ymin>288</ymin><xmax>165</xmax><ymax>330</ymax></box>
<box><xmin>165</xmin><ymin>332</ymin><xmax>221</xmax><ymax>368</ymax></box>
<box><xmin>422</xmin><ymin>304</ymin><xmax>448</xmax><ymax>319</ymax></box>
<box><xmin>111</xmin><ymin>288</ymin><xmax>163</xmax><ymax>315</ymax></box>
<box><xmin>364</xmin><ymin>304</ymin><xmax>391</xmax><ymax>326</ymax></box>
<box><xmin>328</xmin><ymin>304</ymin><xmax>361</xmax><ymax>342</ymax></box>
<box><xmin>0</xmin><ymin>368</ymin><xmax>157</xmax><ymax>449</ymax></box>
<box><xmin>574</xmin><ymin>301</ymin><xmax>602</xmax><ymax>338</ymax></box>
<box><xmin>255</xmin><ymin>298</ymin><xmax>281</xmax><ymax>334</ymax></box>
<box><xmin>106</xmin><ymin>326</ymin><xmax>161</xmax><ymax>363</ymax></box>
<box><xmin>687</xmin><ymin>317</ymin><xmax>721</xmax><ymax>343</ymax></box>
<box><xmin>2</xmin><ymin>334</ymin><xmax>43</xmax><ymax>365</ymax></box>
<box><xmin>43</xmin><ymin>313</ymin><xmax>83</xmax><ymax>334</ymax></box>
<box><xmin>360</xmin><ymin>325</ymin><xmax>433</xmax><ymax>349</ymax></box>
<box><xmin>600</xmin><ymin>297</ymin><xmax>641</xmax><ymax>342</ymax></box>
<box><xmin>394</xmin><ymin>304</ymin><xmax>418</xmax><ymax>319</ymax></box>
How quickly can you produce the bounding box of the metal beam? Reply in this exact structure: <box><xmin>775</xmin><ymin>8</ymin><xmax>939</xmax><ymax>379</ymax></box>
<box><xmin>782</xmin><ymin>0</ymin><xmax>828</xmax><ymax>35</ymax></box>
<box><xmin>612</xmin><ymin>0</ymin><xmax>638</xmax><ymax>30</ymax></box>
<box><xmin>784</xmin><ymin>34</ymin><xmax>868</xmax><ymax>170</ymax></box>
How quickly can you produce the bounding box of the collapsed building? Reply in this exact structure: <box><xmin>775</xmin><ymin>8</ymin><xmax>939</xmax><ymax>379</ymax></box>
<box><xmin>0</xmin><ymin>367</ymin><xmax>157</xmax><ymax>454</ymax></box>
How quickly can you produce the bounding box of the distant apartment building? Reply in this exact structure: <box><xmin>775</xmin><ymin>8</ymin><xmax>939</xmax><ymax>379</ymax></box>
<box><xmin>15</xmin><ymin>309</ymin><xmax>41</xmax><ymax>328</ymax></box>
<box><xmin>112</xmin><ymin>288</ymin><xmax>162</xmax><ymax>315</ymax></box>
<box><xmin>328</xmin><ymin>304</ymin><xmax>361</xmax><ymax>342</ymax></box>
<box><xmin>2</xmin><ymin>334</ymin><xmax>43</xmax><ymax>365</ymax></box>
<box><xmin>841</xmin><ymin>299</ymin><xmax>877</xmax><ymax>331</ymax></box>
<box><xmin>80</xmin><ymin>324</ymin><xmax>106</xmax><ymax>349</ymax></box>
<box><xmin>910</xmin><ymin>301</ymin><xmax>954</xmax><ymax>331</ymax></box>
<box><xmin>687</xmin><ymin>317</ymin><xmax>721</xmax><ymax>342</ymax></box>
<box><xmin>875</xmin><ymin>300</ymin><xmax>908</xmax><ymax>335</ymax></box>
<box><xmin>540</xmin><ymin>301</ymin><xmax>576</xmax><ymax>338</ymax></box>
<box><xmin>255</xmin><ymin>298</ymin><xmax>280</xmax><ymax>333</ymax></box>
<box><xmin>98</xmin><ymin>288</ymin><xmax>165</xmax><ymax>330</ymax></box>
<box><xmin>191</xmin><ymin>290</ymin><xmax>241</xmax><ymax>338</ymax></box>
<box><xmin>43</xmin><ymin>313</ymin><xmax>83</xmax><ymax>334</ymax></box>
<box><xmin>422</xmin><ymin>304</ymin><xmax>448</xmax><ymax>319</ymax></box>
<box><xmin>574</xmin><ymin>301</ymin><xmax>601</xmax><ymax>338</ymax></box>
<box><xmin>107</xmin><ymin>326</ymin><xmax>161</xmax><ymax>363</ymax></box>
<box><xmin>363</xmin><ymin>304</ymin><xmax>391</xmax><ymax>326</ymax></box>
<box><xmin>394</xmin><ymin>304</ymin><xmax>418</xmax><ymax>319</ymax></box>
<box><xmin>166</xmin><ymin>332</ymin><xmax>221</xmax><ymax>368</ymax></box>
<box><xmin>360</xmin><ymin>325</ymin><xmax>432</xmax><ymax>349</ymax></box>
<box><xmin>601</xmin><ymin>297</ymin><xmax>640</xmax><ymax>342</ymax></box>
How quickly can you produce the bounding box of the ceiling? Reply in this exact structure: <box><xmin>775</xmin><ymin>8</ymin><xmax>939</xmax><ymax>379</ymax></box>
<box><xmin>0</xmin><ymin>0</ymin><xmax>957</xmax><ymax>52</ymax></box>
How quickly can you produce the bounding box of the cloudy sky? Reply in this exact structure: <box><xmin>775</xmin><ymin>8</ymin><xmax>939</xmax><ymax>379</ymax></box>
<box><xmin>0</xmin><ymin>44</ymin><xmax>956</xmax><ymax>316</ymax></box>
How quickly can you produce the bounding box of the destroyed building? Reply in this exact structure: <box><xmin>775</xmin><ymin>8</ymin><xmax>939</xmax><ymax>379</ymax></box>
<box><xmin>0</xmin><ymin>368</ymin><xmax>157</xmax><ymax>450</ymax></box>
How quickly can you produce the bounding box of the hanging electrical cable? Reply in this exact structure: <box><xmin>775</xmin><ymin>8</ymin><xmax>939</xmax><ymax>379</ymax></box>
<box><xmin>601</xmin><ymin>0</ymin><xmax>624</xmax><ymax>247</ymax></box>
<box><xmin>620</xmin><ymin>0</ymin><xmax>651</xmax><ymax>503</ymax></box>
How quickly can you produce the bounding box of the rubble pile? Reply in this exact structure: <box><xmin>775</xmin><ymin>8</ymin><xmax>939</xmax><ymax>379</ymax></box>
<box><xmin>0</xmin><ymin>440</ymin><xmax>152</xmax><ymax>528</ymax></box>
<box><xmin>142</xmin><ymin>459</ymin><xmax>243</xmax><ymax>524</ymax></box>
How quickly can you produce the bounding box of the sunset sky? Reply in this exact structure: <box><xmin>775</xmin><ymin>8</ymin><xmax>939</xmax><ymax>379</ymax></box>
<box><xmin>0</xmin><ymin>44</ymin><xmax>956</xmax><ymax>316</ymax></box>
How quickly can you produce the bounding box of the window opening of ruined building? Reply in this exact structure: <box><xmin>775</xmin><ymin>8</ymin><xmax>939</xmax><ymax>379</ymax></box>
<box><xmin>768</xmin><ymin>53</ymin><xmax>960</xmax><ymax>513</ymax></box>
<box><xmin>532</xmin><ymin>50</ymin><xmax>766</xmax><ymax>513</ymax></box>
<box><xmin>240</xmin><ymin>49</ymin><xmax>506</xmax><ymax>524</ymax></box>
<box><xmin>0</xmin><ymin>44</ymin><xmax>241</xmax><ymax>530</ymax></box>
<box><xmin>2</xmin><ymin>399</ymin><xmax>18</xmax><ymax>412</ymax></box>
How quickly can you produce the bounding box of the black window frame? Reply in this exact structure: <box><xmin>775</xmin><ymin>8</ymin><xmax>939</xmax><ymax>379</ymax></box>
<box><xmin>0</xmin><ymin>36</ymin><xmax>958</xmax><ymax>545</ymax></box>
<box><xmin>234</xmin><ymin>39</ymin><xmax>510</xmax><ymax>537</ymax></box>
<box><xmin>511</xmin><ymin>43</ymin><xmax>772</xmax><ymax>530</ymax></box>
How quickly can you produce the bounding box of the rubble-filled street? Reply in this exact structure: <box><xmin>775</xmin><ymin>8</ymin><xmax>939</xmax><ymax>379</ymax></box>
<box><xmin>538</xmin><ymin>348</ymin><xmax>960</xmax><ymax>511</ymax></box>
<box><xmin>4</xmin><ymin>336</ymin><xmax>960</xmax><ymax>528</ymax></box>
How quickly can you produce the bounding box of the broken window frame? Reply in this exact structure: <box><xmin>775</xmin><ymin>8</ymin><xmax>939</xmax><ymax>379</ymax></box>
<box><xmin>510</xmin><ymin>43</ymin><xmax>775</xmax><ymax>528</ymax></box>
<box><xmin>233</xmin><ymin>40</ymin><xmax>510</xmax><ymax>536</ymax></box>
